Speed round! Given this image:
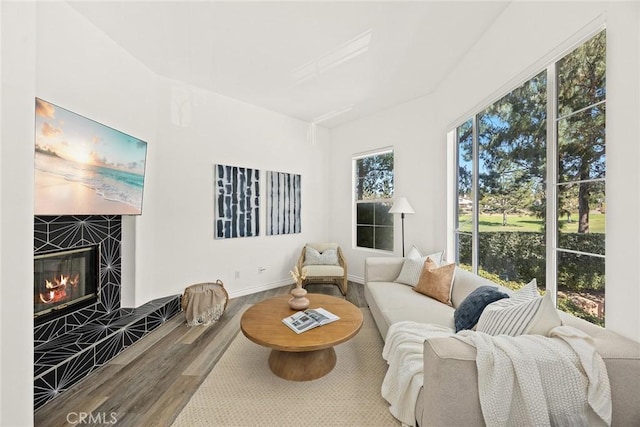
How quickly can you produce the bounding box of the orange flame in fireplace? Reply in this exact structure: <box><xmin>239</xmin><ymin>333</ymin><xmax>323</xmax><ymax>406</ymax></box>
<box><xmin>39</xmin><ymin>273</ymin><xmax>79</xmax><ymax>304</ymax></box>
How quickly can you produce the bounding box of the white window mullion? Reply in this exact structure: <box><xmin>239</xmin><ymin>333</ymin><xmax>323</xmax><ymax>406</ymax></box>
<box><xmin>546</xmin><ymin>63</ymin><xmax>558</xmax><ymax>305</ymax></box>
<box><xmin>352</xmin><ymin>158</ymin><xmax>358</xmax><ymax>249</ymax></box>
<box><xmin>446</xmin><ymin>129</ymin><xmax>456</xmax><ymax>262</ymax></box>
<box><xmin>471</xmin><ymin>114</ymin><xmax>479</xmax><ymax>275</ymax></box>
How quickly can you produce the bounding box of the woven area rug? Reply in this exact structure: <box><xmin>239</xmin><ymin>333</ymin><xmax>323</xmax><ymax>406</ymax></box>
<box><xmin>172</xmin><ymin>308</ymin><xmax>400</xmax><ymax>426</ymax></box>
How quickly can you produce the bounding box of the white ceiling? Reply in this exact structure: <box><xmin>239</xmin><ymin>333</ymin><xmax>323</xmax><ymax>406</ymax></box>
<box><xmin>68</xmin><ymin>1</ymin><xmax>510</xmax><ymax>128</ymax></box>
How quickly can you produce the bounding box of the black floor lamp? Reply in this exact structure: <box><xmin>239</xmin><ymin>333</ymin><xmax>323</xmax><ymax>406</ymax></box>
<box><xmin>389</xmin><ymin>197</ymin><xmax>415</xmax><ymax>257</ymax></box>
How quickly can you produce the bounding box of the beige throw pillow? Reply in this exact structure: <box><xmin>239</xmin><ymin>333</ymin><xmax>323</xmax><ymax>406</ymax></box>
<box><xmin>413</xmin><ymin>257</ymin><xmax>456</xmax><ymax>306</ymax></box>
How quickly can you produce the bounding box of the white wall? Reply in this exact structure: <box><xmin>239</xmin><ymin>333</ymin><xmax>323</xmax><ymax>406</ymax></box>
<box><xmin>328</xmin><ymin>94</ymin><xmax>445</xmax><ymax>281</ymax></box>
<box><xmin>1</xmin><ymin>2</ymin><xmax>36</xmax><ymax>425</ymax></box>
<box><xmin>329</xmin><ymin>1</ymin><xmax>640</xmax><ymax>342</ymax></box>
<box><xmin>133</xmin><ymin>78</ymin><xmax>330</xmax><ymax>305</ymax></box>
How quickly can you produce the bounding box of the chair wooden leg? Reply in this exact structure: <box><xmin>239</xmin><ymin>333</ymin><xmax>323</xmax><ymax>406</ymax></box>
<box><xmin>339</xmin><ymin>278</ymin><xmax>348</xmax><ymax>296</ymax></box>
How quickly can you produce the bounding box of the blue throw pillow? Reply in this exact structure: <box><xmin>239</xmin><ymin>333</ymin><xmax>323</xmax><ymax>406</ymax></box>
<box><xmin>454</xmin><ymin>286</ymin><xmax>510</xmax><ymax>332</ymax></box>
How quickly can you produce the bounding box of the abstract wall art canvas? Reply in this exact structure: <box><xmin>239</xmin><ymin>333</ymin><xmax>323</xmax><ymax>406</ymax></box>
<box><xmin>34</xmin><ymin>98</ymin><xmax>148</xmax><ymax>215</ymax></box>
<box><xmin>266</xmin><ymin>171</ymin><xmax>301</xmax><ymax>235</ymax></box>
<box><xmin>215</xmin><ymin>164</ymin><xmax>260</xmax><ymax>239</ymax></box>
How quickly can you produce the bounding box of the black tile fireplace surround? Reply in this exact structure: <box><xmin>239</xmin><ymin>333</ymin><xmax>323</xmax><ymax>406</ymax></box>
<box><xmin>33</xmin><ymin>216</ymin><xmax>180</xmax><ymax>411</ymax></box>
<box><xmin>34</xmin><ymin>216</ymin><xmax>124</xmax><ymax>335</ymax></box>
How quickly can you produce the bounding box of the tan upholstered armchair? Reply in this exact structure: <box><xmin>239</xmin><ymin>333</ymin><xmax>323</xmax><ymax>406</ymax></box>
<box><xmin>297</xmin><ymin>243</ymin><xmax>348</xmax><ymax>295</ymax></box>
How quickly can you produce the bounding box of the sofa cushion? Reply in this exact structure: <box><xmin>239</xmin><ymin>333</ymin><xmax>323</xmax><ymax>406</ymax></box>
<box><xmin>394</xmin><ymin>250</ymin><xmax>445</xmax><ymax>286</ymax></box>
<box><xmin>476</xmin><ymin>283</ymin><xmax>561</xmax><ymax>336</ymax></box>
<box><xmin>367</xmin><ymin>281</ymin><xmax>426</xmax><ymax>311</ymax></box>
<box><xmin>365</xmin><ymin>281</ymin><xmax>456</xmax><ymax>333</ymax></box>
<box><xmin>365</xmin><ymin>257</ymin><xmax>405</xmax><ymax>283</ymax></box>
<box><xmin>454</xmin><ymin>285</ymin><xmax>510</xmax><ymax>332</ymax></box>
<box><xmin>413</xmin><ymin>258</ymin><xmax>456</xmax><ymax>306</ymax></box>
<box><xmin>301</xmin><ymin>265</ymin><xmax>344</xmax><ymax>277</ymax></box>
<box><xmin>384</xmin><ymin>304</ymin><xmax>456</xmax><ymax>332</ymax></box>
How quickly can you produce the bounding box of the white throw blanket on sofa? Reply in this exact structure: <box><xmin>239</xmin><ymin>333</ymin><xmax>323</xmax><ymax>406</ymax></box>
<box><xmin>382</xmin><ymin>322</ymin><xmax>611</xmax><ymax>427</ymax></box>
<box><xmin>381</xmin><ymin>321</ymin><xmax>454</xmax><ymax>426</ymax></box>
<box><xmin>455</xmin><ymin>325</ymin><xmax>612</xmax><ymax>427</ymax></box>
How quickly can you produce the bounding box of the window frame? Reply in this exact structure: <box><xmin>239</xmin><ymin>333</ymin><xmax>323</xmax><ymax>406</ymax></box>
<box><xmin>352</xmin><ymin>147</ymin><xmax>394</xmax><ymax>253</ymax></box>
<box><xmin>449</xmin><ymin>27</ymin><xmax>606</xmax><ymax>324</ymax></box>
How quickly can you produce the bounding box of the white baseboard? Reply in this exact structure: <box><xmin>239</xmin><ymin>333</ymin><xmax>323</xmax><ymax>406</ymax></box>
<box><xmin>348</xmin><ymin>274</ymin><xmax>364</xmax><ymax>284</ymax></box>
<box><xmin>227</xmin><ymin>279</ymin><xmax>293</xmax><ymax>299</ymax></box>
<box><xmin>227</xmin><ymin>275</ymin><xmax>364</xmax><ymax>300</ymax></box>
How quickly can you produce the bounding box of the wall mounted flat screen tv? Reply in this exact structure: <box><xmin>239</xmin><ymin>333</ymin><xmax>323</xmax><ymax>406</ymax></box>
<box><xmin>34</xmin><ymin>98</ymin><xmax>147</xmax><ymax>215</ymax></box>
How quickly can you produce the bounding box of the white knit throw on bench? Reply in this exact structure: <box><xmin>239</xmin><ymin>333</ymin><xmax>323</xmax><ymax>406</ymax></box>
<box><xmin>382</xmin><ymin>322</ymin><xmax>611</xmax><ymax>427</ymax></box>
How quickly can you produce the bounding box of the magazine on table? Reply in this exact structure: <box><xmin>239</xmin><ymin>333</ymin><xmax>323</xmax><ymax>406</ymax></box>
<box><xmin>282</xmin><ymin>307</ymin><xmax>340</xmax><ymax>334</ymax></box>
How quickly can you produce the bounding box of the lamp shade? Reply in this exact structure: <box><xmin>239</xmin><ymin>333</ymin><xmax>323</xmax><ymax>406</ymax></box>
<box><xmin>388</xmin><ymin>197</ymin><xmax>415</xmax><ymax>215</ymax></box>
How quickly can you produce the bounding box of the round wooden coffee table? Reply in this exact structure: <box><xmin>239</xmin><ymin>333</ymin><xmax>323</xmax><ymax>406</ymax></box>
<box><xmin>240</xmin><ymin>293</ymin><xmax>363</xmax><ymax>381</ymax></box>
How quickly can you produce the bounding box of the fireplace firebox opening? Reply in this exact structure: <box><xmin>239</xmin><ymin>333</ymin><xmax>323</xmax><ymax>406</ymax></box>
<box><xmin>34</xmin><ymin>245</ymin><xmax>100</xmax><ymax>323</ymax></box>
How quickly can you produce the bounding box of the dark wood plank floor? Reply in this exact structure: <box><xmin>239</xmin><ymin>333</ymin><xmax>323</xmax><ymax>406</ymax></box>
<box><xmin>34</xmin><ymin>282</ymin><xmax>367</xmax><ymax>426</ymax></box>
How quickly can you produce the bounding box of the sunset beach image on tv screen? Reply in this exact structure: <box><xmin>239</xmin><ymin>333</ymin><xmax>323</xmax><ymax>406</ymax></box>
<box><xmin>34</xmin><ymin>98</ymin><xmax>147</xmax><ymax>215</ymax></box>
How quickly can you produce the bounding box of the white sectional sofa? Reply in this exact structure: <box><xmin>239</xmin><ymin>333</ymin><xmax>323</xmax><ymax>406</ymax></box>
<box><xmin>364</xmin><ymin>256</ymin><xmax>640</xmax><ymax>427</ymax></box>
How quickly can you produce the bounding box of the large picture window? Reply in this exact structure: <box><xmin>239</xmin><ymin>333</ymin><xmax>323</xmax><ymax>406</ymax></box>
<box><xmin>452</xmin><ymin>30</ymin><xmax>606</xmax><ymax>326</ymax></box>
<box><xmin>354</xmin><ymin>149</ymin><xmax>394</xmax><ymax>251</ymax></box>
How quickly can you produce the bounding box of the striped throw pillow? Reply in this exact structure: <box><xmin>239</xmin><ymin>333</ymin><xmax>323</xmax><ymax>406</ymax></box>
<box><xmin>476</xmin><ymin>280</ymin><xmax>562</xmax><ymax>336</ymax></box>
<box><xmin>510</xmin><ymin>278</ymin><xmax>540</xmax><ymax>302</ymax></box>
